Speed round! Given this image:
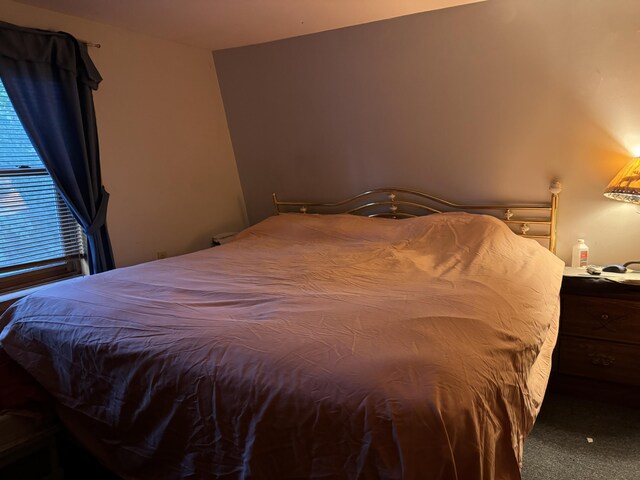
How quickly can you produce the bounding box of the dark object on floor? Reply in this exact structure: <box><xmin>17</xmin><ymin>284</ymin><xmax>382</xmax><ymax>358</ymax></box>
<box><xmin>523</xmin><ymin>392</ymin><xmax>640</xmax><ymax>480</ymax></box>
<box><xmin>56</xmin><ymin>430</ymin><xmax>119</xmax><ymax>480</ymax></box>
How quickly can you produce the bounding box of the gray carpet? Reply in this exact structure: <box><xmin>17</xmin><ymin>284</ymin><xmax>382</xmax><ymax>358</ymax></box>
<box><xmin>523</xmin><ymin>392</ymin><xmax>640</xmax><ymax>480</ymax></box>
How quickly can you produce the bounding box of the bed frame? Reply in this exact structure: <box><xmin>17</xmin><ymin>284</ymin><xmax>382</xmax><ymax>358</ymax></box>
<box><xmin>272</xmin><ymin>181</ymin><xmax>562</xmax><ymax>253</ymax></box>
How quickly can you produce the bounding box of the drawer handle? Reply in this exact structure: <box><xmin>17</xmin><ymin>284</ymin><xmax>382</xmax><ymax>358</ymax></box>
<box><xmin>601</xmin><ymin>313</ymin><xmax>609</xmax><ymax>321</ymax></box>
<box><xmin>589</xmin><ymin>353</ymin><xmax>615</xmax><ymax>367</ymax></box>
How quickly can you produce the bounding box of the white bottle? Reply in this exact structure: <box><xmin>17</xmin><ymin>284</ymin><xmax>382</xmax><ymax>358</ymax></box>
<box><xmin>571</xmin><ymin>239</ymin><xmax>589</xmax><ymax>268</ymax></box>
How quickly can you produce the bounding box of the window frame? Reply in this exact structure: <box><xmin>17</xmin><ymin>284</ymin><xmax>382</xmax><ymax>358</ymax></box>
<box><xmin>0</xmin><ymin>167</ymin><xmax>86</xmax><ymax>296</ymax></box>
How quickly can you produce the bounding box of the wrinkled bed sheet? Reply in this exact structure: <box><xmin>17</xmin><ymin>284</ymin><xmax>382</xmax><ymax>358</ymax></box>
<box><xmin>0</xmin><ymin>213</ymin><xmax>563</xmax><ymax>479</ymax></box>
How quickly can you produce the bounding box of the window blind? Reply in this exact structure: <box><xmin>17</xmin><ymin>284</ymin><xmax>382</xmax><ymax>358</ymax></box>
<box><xmin>0</xmin><ymin>78</ymin><xmax>85</xmax><ymax>292</ymax></box>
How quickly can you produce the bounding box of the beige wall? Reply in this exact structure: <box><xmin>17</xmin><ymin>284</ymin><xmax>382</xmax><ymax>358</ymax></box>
<box><xmin>215</xmin><ymin>0</ymin><xmax>640</xmax><ymax>266</ymax></box>
<box><xmin>1</xmin><ymin>0</ymin><xmax>247</xmax><ymax>267</ymax></box>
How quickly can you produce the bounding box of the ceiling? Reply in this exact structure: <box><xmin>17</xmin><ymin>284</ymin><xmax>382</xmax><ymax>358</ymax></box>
<box><xmin>15</xmin><ymin>0</ymin><xmax>483</xmax><ymax>50</ymax></box>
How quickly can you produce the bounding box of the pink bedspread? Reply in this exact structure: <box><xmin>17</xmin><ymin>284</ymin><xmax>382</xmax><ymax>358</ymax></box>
<box><xmin>0</xmin><ymin>213</ymin><xmax>563</xmax><ymax>479</ymax></box>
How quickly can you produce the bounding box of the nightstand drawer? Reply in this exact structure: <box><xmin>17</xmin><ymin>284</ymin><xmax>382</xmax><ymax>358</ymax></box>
<box><xmin>561</xmin><ymin>294</ymin><xmax>640</xmax><ymax>344</ymax></box>
<box><xmin>558</xmin><ymin>336</ymin><xmax>640</xmax><ymax>386</ymax></box>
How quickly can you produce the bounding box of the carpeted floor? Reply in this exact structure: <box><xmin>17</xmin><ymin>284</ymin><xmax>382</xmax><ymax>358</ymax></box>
<box><xmin>523</xmin><ymin>392</ymin><xmax>640</xmax><ymax>480</ymax></box>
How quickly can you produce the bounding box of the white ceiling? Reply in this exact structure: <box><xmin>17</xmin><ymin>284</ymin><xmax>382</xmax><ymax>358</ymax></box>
<box><xmin>15</xmin><ymin>0</ymin><xmax>483</xmax><ymax>50</ymax></box>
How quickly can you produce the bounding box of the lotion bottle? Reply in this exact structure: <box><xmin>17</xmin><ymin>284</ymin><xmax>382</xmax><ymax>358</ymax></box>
<box><xmin>571</xmin><ymin>239</ymin><xmax>589</xmax><ymax>268</ymax></box>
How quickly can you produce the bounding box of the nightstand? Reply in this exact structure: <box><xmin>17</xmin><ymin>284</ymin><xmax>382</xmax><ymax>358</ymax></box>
<box><xmin>550</xmin><ymin>268</ymin><xmax>640</xmax><ymax>404</ymax></box>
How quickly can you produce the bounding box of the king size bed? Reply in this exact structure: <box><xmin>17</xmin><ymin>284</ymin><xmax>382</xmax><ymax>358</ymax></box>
<box><xmin>0</xmin><ymin>185</ymin><xmax>564</xmax><ymax>479</ymax></box>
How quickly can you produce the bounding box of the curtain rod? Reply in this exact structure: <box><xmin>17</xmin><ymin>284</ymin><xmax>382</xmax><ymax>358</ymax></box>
<box><xmin>7</xmin><ymin>24</ymin><xmax>102</xmax><ymax>48</ymax></box>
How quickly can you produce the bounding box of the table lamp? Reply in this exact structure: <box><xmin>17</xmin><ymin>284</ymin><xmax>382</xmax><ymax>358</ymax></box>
<box><xmin>604</xmin><ymin>158</ymin><xmax>640</xmax><ymax>204</ymax></box>
<box><xmin>603</xmin><ymin>158</ymin><xmax>640</xmax><ymax>271</ymax></box>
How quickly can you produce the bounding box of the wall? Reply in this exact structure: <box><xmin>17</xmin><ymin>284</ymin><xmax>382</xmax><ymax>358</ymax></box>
<box><xmin>1</xmin><ymin>0</ymin><xmax>247</xmax><ymax>267</ymax></box>
<box><xmin>214</xmin><ymin>0</ymin><xmax>640</xmax><ymax>266</ymax></box>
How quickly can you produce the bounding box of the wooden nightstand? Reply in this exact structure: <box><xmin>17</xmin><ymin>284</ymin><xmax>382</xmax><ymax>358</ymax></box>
<box><xmin>550</xmin><ymin>268</ymin><xmax>640</xmax><ymax>404</ymax></box>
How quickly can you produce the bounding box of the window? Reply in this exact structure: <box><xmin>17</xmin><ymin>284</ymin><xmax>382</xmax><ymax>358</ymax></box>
<box><xmin>0</xmin><ymin>78</ymin><xmax>86</xmax><ymax>294</ymax></box>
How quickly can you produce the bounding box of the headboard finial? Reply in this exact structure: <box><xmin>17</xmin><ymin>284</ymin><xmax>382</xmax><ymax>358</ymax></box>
<box><xmin>549</xmin><ymin>180</ymin><xmax>562</xmax><ymax>195</ymax></box>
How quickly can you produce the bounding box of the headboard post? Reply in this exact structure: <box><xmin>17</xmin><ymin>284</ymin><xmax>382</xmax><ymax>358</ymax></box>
<box><xmin>548</xmin><ymin>180</ymin><xmax>562</xmax><ymax>254</ymax></box>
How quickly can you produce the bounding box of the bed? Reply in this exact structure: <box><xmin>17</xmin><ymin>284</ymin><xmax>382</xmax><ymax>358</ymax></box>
<box><xmin>0</xmin><ymin>184</ymin><xmax>564</xmax><ymax>479</ymax></box>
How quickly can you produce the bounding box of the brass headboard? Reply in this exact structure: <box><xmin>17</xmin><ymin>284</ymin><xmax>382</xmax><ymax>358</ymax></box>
<box><xmin>272</xmin><ymin>181</ymin><xmax>562</xmax><ymax>253</ymax></box>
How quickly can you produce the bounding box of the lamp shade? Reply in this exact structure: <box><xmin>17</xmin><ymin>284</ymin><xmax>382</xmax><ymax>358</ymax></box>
<box><xmin>604</xmin><ymin>158</ymin><xmax>640</xmax><ymax>204</ymax></box>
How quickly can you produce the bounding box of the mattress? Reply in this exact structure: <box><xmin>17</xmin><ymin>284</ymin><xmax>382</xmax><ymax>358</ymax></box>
<box><xmin>0</xmin><ymin>212</ymin><xmax>564</xmax><ymax>479</ymax></box>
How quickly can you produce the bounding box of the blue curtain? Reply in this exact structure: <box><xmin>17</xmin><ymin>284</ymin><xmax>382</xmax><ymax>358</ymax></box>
<box><xmin>0</xmin><ymin>21</ymin><xmax>114</xmax><ymax>274</ymax></box>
